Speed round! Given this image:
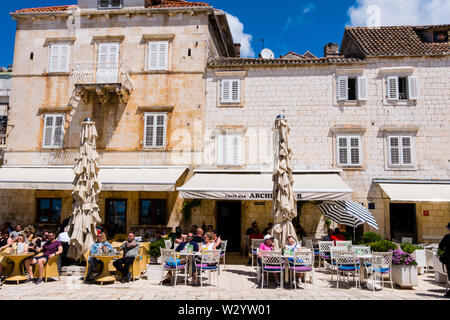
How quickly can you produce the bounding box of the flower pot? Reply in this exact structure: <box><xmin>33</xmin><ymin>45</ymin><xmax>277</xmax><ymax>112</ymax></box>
<box><xmin>392</xmin><ymin>265</ymin><xmax>418</xmax><ymax>288</ymax></box>
<box><xmin>411</xmin><ymin>250</ymin><xmax>426</xmax><ymax>274</ymax></box>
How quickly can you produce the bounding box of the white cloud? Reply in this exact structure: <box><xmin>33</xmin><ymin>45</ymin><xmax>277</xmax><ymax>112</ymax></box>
<box><xmin>225</xmin><ymin>12</ymin><xmax>255</xmax><ymax>58</ymax></box>
<box><xmin>348</xmin><ymin>0</ymin><xmax>450</xmax><ymax>27</ymax></box>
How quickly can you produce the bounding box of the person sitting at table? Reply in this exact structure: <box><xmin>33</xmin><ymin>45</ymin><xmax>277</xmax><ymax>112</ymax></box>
<box><xmin>246</xmin><ymin>222</ymin><xmax>258</xmax><ymax>236</ymax></box>
<box><xmin>24</xmin><ymin>225</ymin><xmax>37</xmax><ymax>244</ymax></box>
<box><xmin>211</xmin><ymin>230</ymin><xmax>222</xmax><ymax>250</ymax></box>
<box><xmin>173</xmin><ymin>233</ymin><xmax>200</xmax><ymax>284</ymax></box>
<box><xmin>201</xmin><ymin>232</ymin><xmax>219</xmax><ymax>251</ymax></box>
<box><xmin>321</xmin><ymin>228</ymin><xmax>334</xmax><ymax>241</ymax></box>
<box><xmin>84</xmin><ymin>232</ymin><xmax>114</xmax><ymax>283</ymax></box>
<box><xmin>24</xmin><ymin>232</ymin><xmax>63</xmax><ymax>285</ymax></box>
<box><xmin>331</xmin><ymin>228</ymin><xmax>346</xmax><ymax>244</ymax></box>
<box><xmin>113</xmin><ymin>232</ymin><xmax>139</xmax><ymax>283</ymax></box>
<box><xmin>263</xmin><ymin>223</ymin><xmax>273</xmax><ymax>236</ymax></box>
<box><xmin>173</xmin><ymin>227</ymin><xmax>183</xmax><ymax>249</ymax></box>
<box><xmin>10</xmin><ymin>224</ymin><xmax>24</xmax><ymax>241</ymax></box>
<box><xmin>257</xmin><ymin>235</ymin><xmax>280</xmax><ymax>287</ymax></box>
<box><xmin>0</xmin><ymin>231</ymin><xmax>12</xmax><ymax>251</ymax></box>
<box><xmin>0</xmin><ymin>234</ymin><xmax>29</xmax><ymax>283</ymax></box>
<box><xmin>191</xmin><ymin>228</ymin><xmax>205</xmax><ymax>244</ymax></box>
<box><xmin>247</xmin><ymin>227</ymin><xmax>264</xmax><ymax>265</ymax></box>
<box><xmin>285</xmin><ymin>236</ymin><xmax>301</xmax><ymax>252</ymax></box>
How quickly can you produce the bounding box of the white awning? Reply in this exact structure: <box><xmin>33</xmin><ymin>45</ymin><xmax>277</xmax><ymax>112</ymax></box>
<box><xmin>0</xmin><ymin>166</ymin><xmax>188</xmax><ymax>192</ymax></box>
<box><xmin>178</xmin><ymin>172</ymin><xmax>353</xmax><ymax>201</ymax></box>
<box><xmin>378</xmin><ymin>182</ymin><xmax>450</xmax><ymax>202</ymax></box>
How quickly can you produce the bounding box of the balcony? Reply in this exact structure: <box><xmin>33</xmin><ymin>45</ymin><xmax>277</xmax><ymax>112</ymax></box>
<box><xmin>70</xmin><ymin>61</ymin><xmax>134</xmax><ymax>105</ymax></box>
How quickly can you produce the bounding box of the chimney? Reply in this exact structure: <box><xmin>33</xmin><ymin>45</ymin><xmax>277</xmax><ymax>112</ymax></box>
<box><xmin>324</xmin><ymin>43</ymin><xmax>340</xmax><ymax>57</ymax></box>
<box><xmin>234</xmin><ymin>43</ymin><xmax>241</xmax><ymax>57</ymax></box>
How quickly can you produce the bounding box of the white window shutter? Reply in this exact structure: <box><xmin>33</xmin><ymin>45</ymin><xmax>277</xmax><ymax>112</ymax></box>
<box><xmin>144</xmin><ymin>114</ymin><xmax>154</xmax><ymax>147</ymax></box>
<box><xmin>155</xmin><ymin>115</ymin><xmax>166</xmax><ymax>147</ymax></box>
<box><xmin>53</xmin><ymin>115</ymin><xmax>64</xmax><ymax>147</ymax></box>
<box><xmin>407</xmin><ymin>76</ymin><xmax>419</xmax><ymax>100</ymax></box>
<box><xmin>387</xmin><ymin>76</ymin><xmax>399</xmax><ymax>100</ymax></box>
<box><xmin>43</xmin><ymin>116</ymin><xmax>54</xmax><ymax>148</ymax></box>
<box><xmin>337</xmin><ymin>137</ymin><xmax>348</xmax><ymax>165</ymax></box>
<box><xmin>389</xmin><ymin>136</ymin><xmax>400</xmax><ymax>165</ymax></box>
<box><xmin>221</xmin><ymin>80</ymin><xmax>231</xmax><ymax>102</ymax></box>
<box><xmin>231</xmin><ymin>80</ymin><xmax>241</xmax><ymax>102</ymax></box>
<box><xmin>217</xmin><ymin>134</ymin><xmax>226</xmax><ymax>165</ymax></box>
<box><xmin>158</xmin><ymin>42</ymin><xmax>169</xmax><ymax>70</ymax></box>
<box><xmin>337</xmin><ymin>76</ymin><xmax>348</xmax><ymax>101</ymax></box>
<box><xmin>231</xmin><ymin>135</ymin><xmax>242</xmax><ymax>165</ymax></box>
<box><xmin>401</xmin><ymin>136</ymin><xmax>412</xmax><ymax>165</ymax></box>
<box><xmin>357</xmin><ymin>77</ymin><xmax>368</xmax><ymax>101</ymax></box>
<box><xmin>49</xmin><ymin>45</ymin><xmax>60</xmax><ymax>73</ymax></box>
<box><xmin>59</xmin><ymin>45</ymin><xmax>69</xmax><ymax>73</ymax></box>
<box><xmin>148</xmin><ymin>42</ymin><xmax>158</xmax><ymax>70</ymax></box>
<box><xmin>350</xmin><ymin>137</ymin><xmax>361</xmax><ymax>165</ymax></box>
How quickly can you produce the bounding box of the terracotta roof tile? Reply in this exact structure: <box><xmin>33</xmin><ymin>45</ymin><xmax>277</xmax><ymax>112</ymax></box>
<box><xmin>15</xmin><ymin>5</ymin><xmax>74</xmax><ymax>13</ymax></box>
<box><xmin>146</xmin><ymin>0</ymin><xmax>211</xmax><ymax>8</ymax></box>
<box><xmin>208</xmin><ymin>56</ymin><xmax>365</xmax><ymax>68</ymax></box>
<box><xmin>344</xmin><ymin>25</ymin><xmax>450</xmax><ymax>57</ymax></box>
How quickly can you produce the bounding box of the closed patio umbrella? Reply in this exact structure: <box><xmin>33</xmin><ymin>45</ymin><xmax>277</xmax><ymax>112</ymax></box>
<box><xmin>271</xmin><ymin>115</ymin><xmax>298</xmax><ymax>249</ymax></box>
<box><xmin>67</xmin><ymin>118</ymin><xmax>102</xmax><ymax>261</ymax></box>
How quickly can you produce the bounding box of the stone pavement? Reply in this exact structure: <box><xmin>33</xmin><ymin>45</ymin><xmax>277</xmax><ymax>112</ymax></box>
<box><xmin>0</xmin><ymin>262</ymin><xmax>447</xmax><ymax>300</ymax></box>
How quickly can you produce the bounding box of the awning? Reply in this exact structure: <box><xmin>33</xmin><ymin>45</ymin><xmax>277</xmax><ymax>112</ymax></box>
<box><xmin>0</xmin><ymin>166</ymin><xmax>188</xmax><ymax>192</ymax></box>
<box><xmin>178</xmin><ymin>172</ymin><xmax>353</xmax><ymax>201</ymax></box>
<box><xmin>316</xmin><ymin>201</ymin><xmax>379</xmax><ymax>230</ymax></box>
<box><xmin>378</xmin><ymin>181</ymin><xmax>450</xmax><ymax>202</ymax></box>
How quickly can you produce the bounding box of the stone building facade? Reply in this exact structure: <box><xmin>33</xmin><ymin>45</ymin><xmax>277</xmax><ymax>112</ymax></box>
<box><xmin>0</xmin><ymin>0</ymin><xmax>236</xmax><ymax>237</ymax></box>
<box><xmin>183</xmin><ymin>25</ymin><xmax>450</xmax><ymax>249</ymax></box>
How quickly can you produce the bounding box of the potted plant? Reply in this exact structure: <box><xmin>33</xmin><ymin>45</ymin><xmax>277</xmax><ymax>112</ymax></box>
<box><xmin>390</xmin><ymin>249</ymin><xmax>419</xmax><ymax>288</ymax></box>
<box><xmin>148</xmin><ymin>239</ymin><xmax>165</xmax><ymax>264</ymax></box>
<box><xmin>401</xmin><ymin>243</ymin><xmax>426</xmax><ymax>275</ymax></box>
<box><xmin>369</xmin><ymin>239</ymin><xmax>397</xmax><ymax>252</ymax></box>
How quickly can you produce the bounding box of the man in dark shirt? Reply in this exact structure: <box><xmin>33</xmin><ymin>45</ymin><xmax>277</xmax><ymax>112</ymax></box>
<box><xmin>175</xmin><ymin>233</ymin><xmax>199</xmax><ymax>253</ymax></box>
<box><xmin>191</xmin><ymin>228</ymin><xmax>204</xmax><ymax>244</ymax></box>
<box><xmin>439</xmin><ymin>222</ymin><xmax>450</xmax><ymax>298</ymax></box>
<box><xmin>24</xmin><ymin>232</ymin><xmax>62</xmax><ymax>285</ymax></box>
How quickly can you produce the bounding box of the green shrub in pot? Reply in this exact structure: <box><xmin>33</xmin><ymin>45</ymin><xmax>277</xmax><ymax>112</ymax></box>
<box><xmin>369</xmin><ymin>239</ymin><xmax>397</xmax><ymax>252</ymax></box>
<box><xmin>360</xmin><ymin>232</ymin><xmax>382</xmax><ymax>245</ymax></box>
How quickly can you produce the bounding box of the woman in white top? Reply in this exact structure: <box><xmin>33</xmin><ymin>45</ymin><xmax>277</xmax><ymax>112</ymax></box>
<box><xmin>285</xmin><ymin>236</ymin><xmax>300</xmax><ymax>252</ymax></box>
<box><xmin>0</xmin><ymin>235</ymin><xmax>28</xmax><ymax>282</ymax></box>
<box><xmin>201</xmin><ymin>233</ymin><xmax>219</xmax><ymax>251</ymax></box>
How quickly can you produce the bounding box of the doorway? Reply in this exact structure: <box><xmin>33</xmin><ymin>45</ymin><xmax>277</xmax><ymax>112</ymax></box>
<box><xmin>105</xmin><ymin>199</ymin><xmax>127</xmax><ymax>238</ymax></box>
<box><xmin>389</xmin><ymin>203</ymin><xmax>417</xmax><ymax>243</ymax></box>
<box><xmin>216</xmin><ymin>201</ymin><xmax>242</xmax><ymax>252</ymax></box>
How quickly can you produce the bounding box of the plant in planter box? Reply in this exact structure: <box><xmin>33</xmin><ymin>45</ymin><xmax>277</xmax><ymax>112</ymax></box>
<box><xmin>390</xmin><ymin>249</ymin><xmax>419</xmax><ymax>288</ymax></box>
<box><xmin>360</xmin><ymin>232</ymin><xmax>382</xmax><ymax>245</ymax></box>
<box><xmin>369</xmin><ymin>240</ymin><xmax>397</xmax><ymax>252</ymax></box>
<box><xmin>400</xmin><ymin>243</ymin><xmax>423</xmax><ymax>254</ymax></box>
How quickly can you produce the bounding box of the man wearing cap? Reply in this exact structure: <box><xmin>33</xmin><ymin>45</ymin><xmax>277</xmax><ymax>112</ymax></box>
<box><xmin>439</xmin><ymin>222</ymin><xmax>450</xmax><ymax>298</ymax></box>
<box><xmin>256</xmin><ymin>235</ymin><xmax>280</xmax><ymax>287</ymax></box>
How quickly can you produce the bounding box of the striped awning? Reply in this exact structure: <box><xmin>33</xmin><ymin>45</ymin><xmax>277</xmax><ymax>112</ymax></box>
<box><xmin>316</xmin><ymin>201</ymin><xmax>379</xmax><ymax>230</ymax></box>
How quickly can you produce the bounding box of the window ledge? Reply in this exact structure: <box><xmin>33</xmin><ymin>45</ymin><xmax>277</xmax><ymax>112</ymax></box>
<box><xmin>336</xmin><ymin>101</ymin><xmax>365</xmax><ymax>106</ymax></box>
<box><xmin>383</xmin><ymin>100</ymin><xmax>417</xmax><ymax>106</ymax></box>
<box><xmin>217</xmin><ymin>103</ymin><xmax>244</xmax><ymax>108</ymax></box>
<box><xmin>386</xmin><ymin>166</ymin><xmax>418</xmax><ymax>171</ymax></box>
<box><xmin>44</xmin><ymin>72</ymin><xmax>70</xmax><ymax>76</ymax></box>
<box><xmin>143</xmin><ymin>148</ymin><xmax>167</xmax><ymax>151</ymax></box>
<box><xmin>339</xmin><ymin>166</ymin><xmax>365</xmax><ymax>171</ymax></box>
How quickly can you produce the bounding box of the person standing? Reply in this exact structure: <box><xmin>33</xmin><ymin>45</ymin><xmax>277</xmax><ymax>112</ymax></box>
<box><xmin>439</xmin><ymin>222</ymin><xmax>450</xmax><ymax>298</ymax></box>
<box><xmin>113</xmin><ymin>233</ymin><xmax>139</xmax><ymax>283</ymax></box>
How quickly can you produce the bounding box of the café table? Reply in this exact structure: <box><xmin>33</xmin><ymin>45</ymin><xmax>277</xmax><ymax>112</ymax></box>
<box><xmin>355</xmin><ymin>253</ymin><xmax>373</xmax><ymax>288</ymax></box>
<box><xmin>91</xmin><ymin>254</ymin><xmax>120</xmax><ymax>285</ymax></box>
<box><xmin>1</xmin><ymin>252</ymin><xmax>34</xmax><ymax>284</ymax></box>
<box><xmin>282</xmin><ymin>249</ymin><xmax>313</xmax><ymax>288</ymax></box>
<box><xmin>178</xmin><ymin>251</ymin><xmax>201</xmax><ymax>278</ymax></box>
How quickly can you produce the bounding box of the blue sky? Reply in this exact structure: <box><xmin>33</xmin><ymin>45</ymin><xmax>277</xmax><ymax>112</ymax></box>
<box><xmin>0</xmin><ymin>0</ymin><xmax>448</xmax><ymax>66</ymax></box>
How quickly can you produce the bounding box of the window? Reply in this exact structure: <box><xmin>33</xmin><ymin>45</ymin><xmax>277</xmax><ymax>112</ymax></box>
<box><xmin>388</xmin><ymin>136</ymin><xmax>413</xmax><ymax>166</ymax></box>
<box><xmin>42</xmin><ymin>114</ymin><xmax>64</xmax><ymax>149</ymax></box>
<box><xmin>336</xmin><ymin>136</ymin><xmax>362</xmax><ymax>166</ymax></box>
<box><xmin>97</xmin><ymin>42</ymin><xmax>120</xmax><ymax>83</ymax></box>
<box><xmin>144</xmin><ymin>113</ymin><xmax>167</xmax><ymax>148</ymax></box>
<box><xmin>37</xmin><ymin>198</ymin><xmax>62</xmax><ymax>223</ymax></box>
<box><xmin>147</xmin><ymin>41</ymin><xmax>169</xmax><ymax>71</ymax></box>
<box><xmin>387</xmin><ymin>76</ymin><xmax>419</xmax><ymax>101</ymax></box>
<box><xmin>337</xmin><ymin>76</ymin><xmax>368</xmax><ymax>101</ymax></box>
<box><xmin>217</xmin><ymin>133</ymin><xmax>242</xmax><ymax>166</ymax></box>
<box><xmin>220</xmin><ymin>79</ymin><xmax>241</xmax><ymax>103</ymax></box>
<box><xmin>48</xmin><ymin>43</ymin><xmax>70</xmax><ymax>73</ymax></box>
<box><xmin>139</xmin><ymin>199</ymin><xmax>167</xmax><ymax>225</ymax></box>
<box><xmin>98</xmin><ymin>0</ymin><xmax>123</xmax><ymax>9</ymax></box>
<box><xmin>433</xmin><ymin>31</ymin><xmax>448</xmax><ymax>43</ymax></box>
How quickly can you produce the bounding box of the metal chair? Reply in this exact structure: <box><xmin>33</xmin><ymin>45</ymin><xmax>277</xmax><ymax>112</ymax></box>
<box><xmin>318</xmin><ymin>241</ymin><xmax>334</xmax><ymax>271</ymax></box>
<box><xmin>243</xmin><ymin>235</ymin><xmax>250</xmax><ymax>258</ymax></box>
<box><xmin>195</xmin><ymin>250</ymin><xmax>221</xmax><ymax>287</ymax></box>
<box><xmin>260</xmin><ymin>250</ymin><xmax>284</xmax><ymax>289</ymax></box>
<box><xmin>329</xmin><ymin>246</ymin><xmax>347</xmax><ymax>282</ymax></box>
<box><xmin>353</xmin><ymin>245</ymin><xmax>372</xmax><ymax>272</ymax></box>
<box><xmin>334</xmin><ymin>250</ymin><xmax>360</xmax><ymax>289</ymax></box>
<box><xmin>219</xmin><ymin>240</ymin><xmax>228</xmax><ymax>272</ymax></box>
<box><xmin>335</xmin><ymin>241</ymin><xmax>353</xmax><ymax>250</ymax></box>
<box><xmin>160</xmin><ymin>248</ymin><xmax>187</xmax><ymax>286</ymax></box>
<box><xmin>164</xmin><ymin>239</ymin><xmax>173</xmax><ymax>249</ymax></box>
<box><xmin>371</xmin><ymin>252</ymin><xmax>394</xmax><ymax>291</ymax></box>
<box><xmin>251</xmin><ymin>239</ymin><xmax>264</xmax><ymax>268</ymax></box>
<box><xmin>289</xmin><ymin>251</ymin><xmax>314</xmax><ymax>290</ymax></box>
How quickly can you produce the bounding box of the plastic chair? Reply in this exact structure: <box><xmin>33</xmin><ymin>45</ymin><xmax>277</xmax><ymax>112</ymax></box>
<box><xmin>289</xmin><ymin>251</ymin><xmax>314</xmax><ymax>290</ymax></box>
<box><xmin>160</xmin><ymin>248</ymin><xmax>187</xmax><ymax>286</ymax></box>
<box><xmin>260</xmin><ymin>250</ymin><xmax>284</xmax><ymax>289</ymax></box>
<box><xmin>33</xmin><ymin>255</ymin><xmax>60</xmax><ymax>282</ymax></box>
<box><xmin>219</xmin><ymin>240</ymin><xmax>228</xmax><ymax>272</ymax></box>
<box><xmin>195</xmin><ymin>250</ymin><xmax>221</xmax><ymax>287</ymax></box>
<box><xmin>334</xmin><ymin>250</ymin><xmax>360</xmax><ymax>289</ymax></box>
<box><xmin>371</xmin><ymin>252</ymin><xmax>394</xmax><ymax>291</ymax></box>
<box><xmin>251</xmin><ymin>239</ymin><xmax>264</xmax><ymax>268</ymax></box>
<box><xmin>318</xmin><ymin>241</ymin><xmax>334</xmax><ymax>271</ymax></box>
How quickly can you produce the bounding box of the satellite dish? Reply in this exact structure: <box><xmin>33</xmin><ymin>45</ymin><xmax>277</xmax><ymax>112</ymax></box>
<box><xmin>260</xmin><ymin>48</ymin><xmax>275</xmax><ymax>59</ymax></box>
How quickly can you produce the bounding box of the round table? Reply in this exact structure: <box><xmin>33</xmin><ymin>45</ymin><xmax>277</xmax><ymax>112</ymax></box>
<box><xmin>91</xmin><ymin>255</ymin><xmax>120</xmax><ymax>285</ymax></box>
<box><xmin>1</xmin><ymin>252</ymin><xmax>34</xmax><ymax>284</ymax></box>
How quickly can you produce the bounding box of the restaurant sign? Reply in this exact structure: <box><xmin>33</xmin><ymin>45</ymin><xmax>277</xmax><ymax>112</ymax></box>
<box><xmin>223</xmin><ymin>192</ymin><xmax>303</xmax><ymax>200</ymax></box>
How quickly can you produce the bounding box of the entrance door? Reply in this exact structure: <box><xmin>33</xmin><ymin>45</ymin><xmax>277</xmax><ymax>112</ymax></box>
<box><xmin>105</xmin><ymin>199</ymin><xmax>127</xmax><ymax>238</ymax></box>
<box><xmin>216</xmin><ymin>201</ymin><xmax>242</xmax><ymax>252</ymax></box>
<box><xmin>389</xmin><ymin>203</ymin><xmax>417</xmax><ymax>243</ymax></box>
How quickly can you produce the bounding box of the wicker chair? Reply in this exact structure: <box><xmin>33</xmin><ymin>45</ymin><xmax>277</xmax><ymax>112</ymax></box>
<box><xmin>160</xmin><ymin>248</ymin><xmax>187</xmax><ymax>286</ymax></box>
<box><xmin>289</xmin><ymin>251</ymin><xmax>314</xmax><ymax>290</ymax></box>
<box><xmin>329</xmin><ymin>246</ymin><xmax>348</xmax><ymax>281</ymax></box>
<box><xmin>219</xmin><ymin>240</ymin><xmax>228</xmax><ymax>273</ymax></box>
<box><xmin>334</xmin><ymin>250</ymin><xmax>360</xmax><ymax>289</ymax></box>
<box><xmin>318</xmin><ymin>241</ymin><xmax>334</xmax><ymax>271</ymax></box>
<box><xmin>195</xmin><ymin>250</ymin><xmax>221</xmax><ymax>287</ymax></box>
<box><xmin>371</xmin><ymin>252</ymin><xmax>394</xmax><ymax>291</ymax></box>
<box><xmin>260</xmin><ymin>250</ymin><xmax>284</xmax><ymax>289</ymax></box>
<box><xmin>251</xmin><ymin>239</ymin><xmax>264</xmax><ymax>268</ymax></box>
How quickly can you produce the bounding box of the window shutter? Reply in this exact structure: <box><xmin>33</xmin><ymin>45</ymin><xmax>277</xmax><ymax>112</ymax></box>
<box><xmin>337</xmin><ymin>137</ymin><xmax>348</xmax><ymax>165</ymax></box>
<box><xmin>43</xmin><ymin>116</ymin><xmax>54</xmax><ymax>148</ymax></box>
<box><xmin>350</xmin><ymin>137</ymin><xmax>361</xmax><ymax>165</ymax></box>
<box><xmin>231</xmin><ymin>135</ymin><xmax>242</xmax><ymax>165</ymax></box>
<box><xmin>49</xmin><ymin>45</ymin><xmax>60</xmax><ymax>73</ymax></box>
<box><xmin>337</xmin><ymin>76</ymin><xmax>348</xmax><ymax>101</ymax></box>
<box><xmin>155</xmin><ymin>115</ymin><xmax>166</xmax><ymax>147</ymax></box>
<box><xmin>387</xmin><ymin>76</ymin><xmax>399</xmax><ymax>100</ymax></box>
<box><xmin>357</xmin><ymin>77</ymin><xmax>368</xmax><ymax>101</ymax></box>
<box><xmin>144</xmin><ymin>114</ymin><xmax>155</xmax><ymax>147</ymax></box>
<box><xmin>59</xmin><ymin>44</ymin><xmax>70</xmax><ymax>73</ymax></box>
<box><xmin>147</xmin><ymin>42</ymin><xmax>158</xmax><ymax>70</ymax></box>
<box><xmin>407</xmin><ymin>76</ymin><xmax>419</xmax><ymax>100</ymax></box>
<box><xmin>99</xmin><ymin>0</ymin><xmax>109</xmax><ymax>7</ymax></box>
<box><xmin>158</xmin><ymin>42</ymin><xmax>169</xmax><ymax>70</ymax></box>
<box><xmin>231</xmin><ymin>80</ymin><xmax>240</xmax><ymax>102</ymax></box>
<box><xmin>217</xmin><ymin>134</ymin><xmax>225</xmax><ymax>165</ymax></box>
<box><xmin>221</xmin><ymin>80</ymin><xmax>231</xmax><ymax>102</ymax></box>
<box><xmin>111</xmin><ymin>0</ymin><xmax>122</xmax><ymax>7</ymax></box>
<box><xmin>53</xmin><ymin>116</ymin><xmax>64</xmax><ymax>147</ymax></box>
<box><xmin>401</xmin><ymin>137</ymin><xmax>412</xmax><ymax>165</ymax></box>
<box><xmin>389</xmin><ymin>137</ymin><xmax>400</xmax><ymax>165</ymax></box>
